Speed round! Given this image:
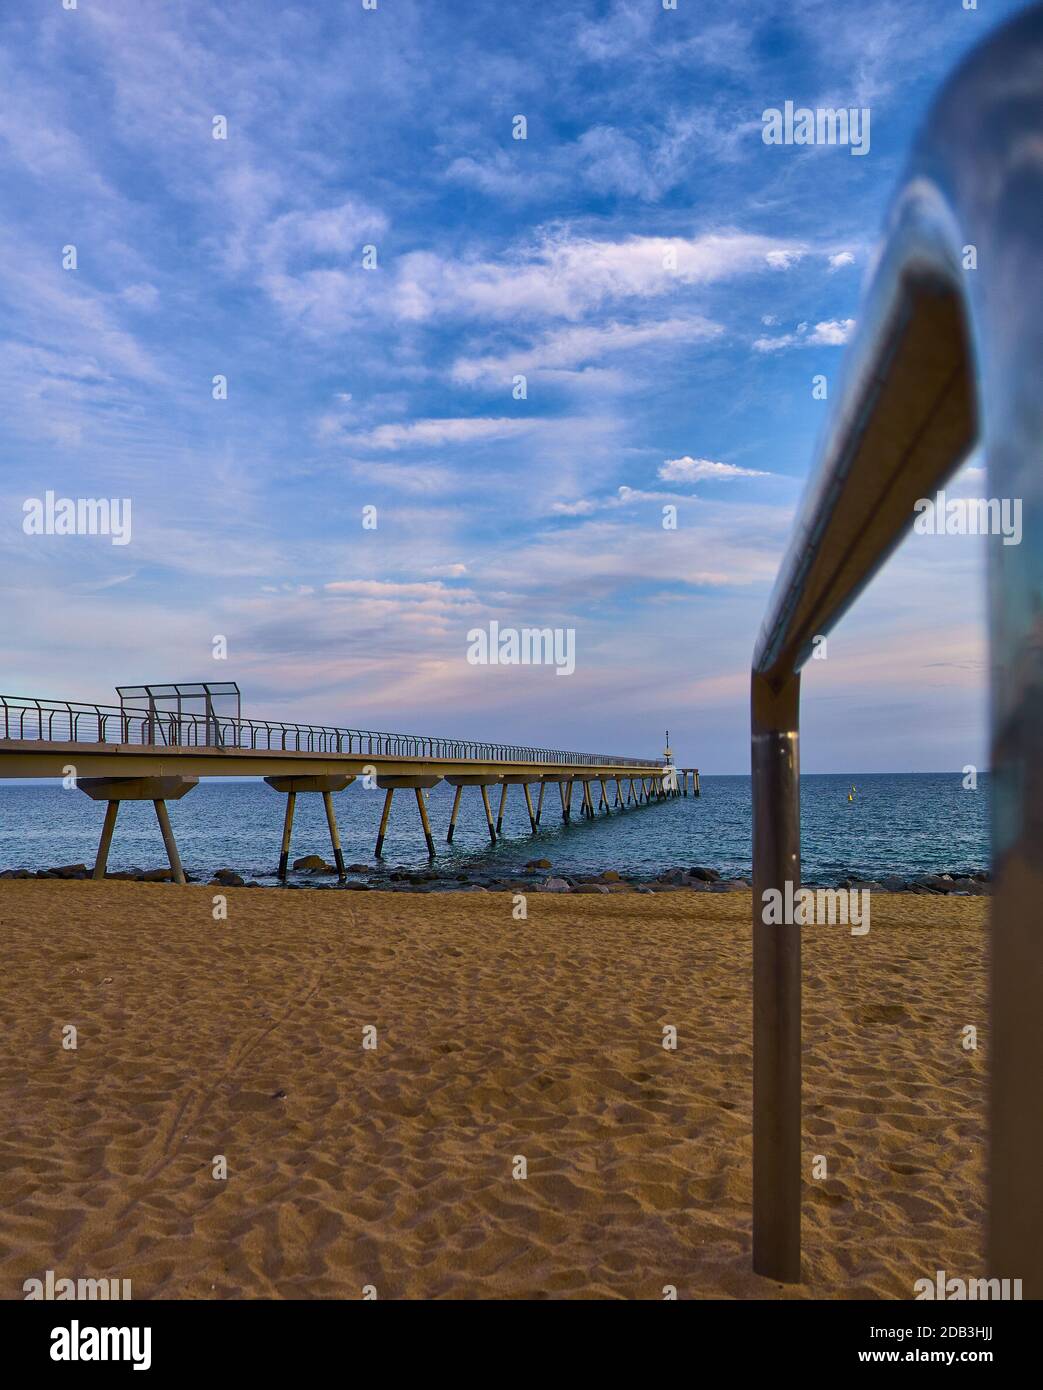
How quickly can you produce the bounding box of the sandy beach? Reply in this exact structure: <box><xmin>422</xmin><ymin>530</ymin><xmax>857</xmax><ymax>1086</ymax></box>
<box><xmin>0</xmin><ymin>882</ymin><xmax>986</xmax><ymax>1300</ymax></box>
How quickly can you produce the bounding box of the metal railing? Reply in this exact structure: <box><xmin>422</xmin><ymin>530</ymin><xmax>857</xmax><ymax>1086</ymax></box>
<box><xmin>749</xmin><ymin>3</ymin><xmax>1043</xmax><ymax>1293</ymax></box>
<box><xmin>0</xmin><ymin>694</ymin><xmax>661</xmax><ymax>769</ymax></box>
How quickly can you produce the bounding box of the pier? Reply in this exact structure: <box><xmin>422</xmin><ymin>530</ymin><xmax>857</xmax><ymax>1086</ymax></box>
<box><xmin>0</xmin><ymin>684</ymin><xmax>695</xmax><ymax>883</ymax></box>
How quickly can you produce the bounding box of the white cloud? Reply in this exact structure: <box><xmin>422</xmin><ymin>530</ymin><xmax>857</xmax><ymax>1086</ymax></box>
<box><xmin>345</xmin><ymin>417</ymin><xmax>540</xmax><ymax>450</ymax></box>
<box><xmin>658</xmin><ymin>457</ymin><xmax>770</xmax><ymax>483</ymax></box>
<box><xmin>392</xmin><ymin>231</ymin><xmax>806</xmax><ymax>323</ymax></box>
<box><xmin>753</xmin><ymin>318</ymin><xmax>855</xmax><ymax>352</ymax></box>
<box><xmin>828</xmin><ymin>250</ymin><xmax>856</xmax><ymax>271</ymax></box>
<box><xmin>451</xmin><ymin>316</ymin><xmax>721</xmax><ymax>384</ymax></box>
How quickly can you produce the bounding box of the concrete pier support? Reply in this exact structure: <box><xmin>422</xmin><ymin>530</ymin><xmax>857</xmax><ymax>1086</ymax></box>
<box><xmin>535</xmin><ymin>781</ymin><xmax>546</xmax><ymax>826</ymax></box>
<box><xmin>92</xmin><ymin>800</ymin><xmax>119</xmax><ymax>880</ymax></box>
<box><xmin>446</xmin><ymin>785</ymin><xmax>463</xmax><ymax>843</ymax></box>
<box><xmin>265</xmin><ymin>774</ymin><xmax>355</xmax><ymax>881</ymax></box>
<box><xmin>480</xmin><ymin>785</ymin><xmax>497</xmax><ymax>842</ymax></box>
<box><xmin>374</xmin><ymin>774</ymin><xmax>443</xmax><ymax>858</ymax></box>
<box><xmin>496</xmin><ymin>782</ymin><xmax>509</xmax><ymax>835</ymax></box>
<box><xmin>444</xmin><ymin>775</ymin><xmax>502</xmax><ymax>846</ymax></box>
<box><xmin>522</xmin><ymin>782</ymin><xmax>537</xmax><ymax>833</ymax></box>
<box><xmin>375</xmin><ymin>789</ymin><xmax>394</xmax><ymax>858</ymax></box>
<box><xmin>415</xmin><ymin>787</ymin><xmax>435</xmax><ymax>858</ymax></box>
<box><xmin>79</xmin><ymin>775</ymin><xmax>198</xmax><ymax>885</ymax></box>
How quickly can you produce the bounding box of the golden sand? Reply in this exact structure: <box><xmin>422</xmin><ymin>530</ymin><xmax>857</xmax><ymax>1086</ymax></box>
<box><xmin>0</xmin><ymin>882</ymin><xmax>986</xmax><ymax>1300</ymax></box>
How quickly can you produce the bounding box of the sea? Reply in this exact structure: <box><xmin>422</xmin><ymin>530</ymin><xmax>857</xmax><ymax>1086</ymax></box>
<box><xmin>0</xmin><ymin>773</ymin><xmax>989</xmax><ymax>885</ymax></box>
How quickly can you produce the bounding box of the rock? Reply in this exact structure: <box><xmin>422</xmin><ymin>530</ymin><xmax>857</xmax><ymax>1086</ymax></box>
<box><xmin>526</xmin><ymin>858</ymin><xmax>552</xmax><ymax>869</ymax></box>
<box><xmin>657</xmin><ymin>868</ymin><xmax>687</xmax><ymax>884</ymax></box>
<box><xmin>342</xmin><ymin>882</ymin><xmax>371</xmax><ymax>891</ymax></box>
<box><xmin>35</xmin><ymin>870</ymin><xmax>57</xmax><ymax>878</ymax></box>
<box><xmin>599</xmin><ymin>870</ymin><xmax>621</xmax><ymax>882</ymax></box>
<box><xmin>1</xmin><ymin>868</ymin><xmax>33</xmax><ymax>879</ymax></box>
<box><xmin>879</xmin><ymin>875</ymin><xmax>908</xmax><ymax>892</ymax></box>
<box><xmin>49</xmin><ymin>863</ymin><xmax>90</xmax><ymax>879</ymax></box>
<box><xmin>636</xmin><ymin>886</ymin><xmax>654</xmax><ymax>895</ymax></box>
<box><xmin>138</xmin><ymin>868</ymin><xmax>174</xmax><ymax>882</ymax></box>
<box><xmin>292</xmin><ymin>854</ymin><xmax>329</xmax><ymax>872</ymax></box>
<box><xmin>911</xmin><ymin>873</ymin><xmax>952</xmax><ymax>893</ymax></box>
<box><xmin>574</xmin><ymin>883</ymin><xmax>609</xmax><ymax>894</ymax></box>
<box><xmin>212</xmin><ymin>869</ymin><xmax>245</xmax><ymax>887</ymax></box>
<box><xmin>541</xmin><ymin>877</ymin><xmax>572</xmax><ymax>893</ymax></box>
<box><xmin>688</xmin><ymin>866</ymin><xmax>721</xmax><ymax>882</ymax></box>
<box><xmin>346</xmin><ymin>863</ymin><xmax>370</xmax><ymax>873</ymax></box>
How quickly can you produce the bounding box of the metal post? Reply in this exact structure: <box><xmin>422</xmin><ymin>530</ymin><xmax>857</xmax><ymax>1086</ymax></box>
<box><xmin>322</xmin><ymin>790</ymin><xmax>346</xmax><ymax>881</ymax></box>
<box><xmin>415</xmin><ymin>787</ymin><xmax>435</xmax><ymax>858</ymax></box>
<box><xmin>447</xmin><ymin>785</ymin><xmax>463</xmax><ymax>843</ymax></box>
<box><xmin>375</xmin><ymin>788</ymin><xmax>394</xmax><ymax>857</ymax></box>
<box><xmin>153</xmin><ymin>799</ymin><xmax>186</xmax><ymax>886</ymax></box>
<box><xmin>751</xmin><ymin>671</ymin><xmax>802</xmax><ymax>1282</ymax></box>
<box><xmin>278</xmin><ymin>791</ymin><xmax>296</xmax><ymax>880</ymax></box>
<box><xmin>92</xmin><ymin>800</ymin><xmax>119</xmax><ymax>880</ymax></box>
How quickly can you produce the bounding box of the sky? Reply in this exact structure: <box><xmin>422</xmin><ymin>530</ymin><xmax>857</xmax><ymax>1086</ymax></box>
<box><xmin>0</xmin><ymin>0</ymin><xmax>1020</xmax><ymax>772</ymax></box>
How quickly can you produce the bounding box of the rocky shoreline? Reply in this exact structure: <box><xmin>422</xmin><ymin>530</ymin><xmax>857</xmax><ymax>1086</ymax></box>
<box><xmin>0</xmin><ymin>857</ymin><xmax>993</xmax><ymax>895</ymax></box>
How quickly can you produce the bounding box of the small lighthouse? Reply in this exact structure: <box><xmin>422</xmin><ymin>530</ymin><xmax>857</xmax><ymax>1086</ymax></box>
<box><xmin>663</xmin><ymin>730</ymin><xmax>678</xmax><ymax>794</ymax></box>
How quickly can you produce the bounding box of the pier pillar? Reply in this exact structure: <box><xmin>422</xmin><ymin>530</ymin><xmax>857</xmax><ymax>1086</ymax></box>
<box><xmin>79</xmin><ymin>776</ymin><xmax>198</xmax><ymax>886</ymax></box>
<box><xmin>375</xmin><ymin>774</ymin><xmax>443</xmax><ymax>858</ymax></box>
<box><xmin>279</xmin><ymin>793</ymin><xmax>297</xmax><ymax>878</ymax></box>
<box><xmin>535</xmin><ymin>781</ymin><xmax>546</xmax><ymax>826</ymax></box>
<box><xmin>447</xmin><ymin>785</ymin><xmax>463</xmax><ymax>843</ymax></box>
<box><xmin>265</xmin><ymin>774</ymin><xmax>356</xmax><ymax>880</ymax></box>
<box><xmin>522</xmin><ymin>783</ymin><xmax>537</xmax><ymax>833</ymax></box>
<box><xmin>496</xmin><ymin>782</ymin><xmax>509</xmax><ymax>835</ymax></box>
<box><xmin>415</xmin><ymin>788</ymin><xmax>435</xmax><ymax>858</ymax></box>
<box><xmin>694</xmin><ymin>770</ymin><xmax>701</xmax><ymax>797</ymax></box>
<box><xmin>480</xmin><ymin>784</ymin><xmax>497</xmax><ymax>842</ymax></box>
<box><xmin>444</xmin><ymin>775</ymin><xmax>502</xmax><ymax>846</ymax></box>
<box><xmin>375</xmin><ymin>789</ymin><xmax>394</xmax><ymax>857</ymax></box>
<box><xmin>92</xmin><ymin>801</ymin><xmax>119</xmax><ymax>879</ymax></box>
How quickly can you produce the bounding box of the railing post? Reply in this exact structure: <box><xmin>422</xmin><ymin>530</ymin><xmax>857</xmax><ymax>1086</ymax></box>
<box><xmin>751</xmin><ymin>669</ymin><xmax>802</xmax><ymax>1283</ymax></box>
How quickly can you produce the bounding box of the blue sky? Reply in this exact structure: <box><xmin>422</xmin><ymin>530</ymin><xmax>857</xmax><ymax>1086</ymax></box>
<box><xmin>0</xmin><ymin>0</ymin><xmax>1018</xmax><ymax>771</ymax></box>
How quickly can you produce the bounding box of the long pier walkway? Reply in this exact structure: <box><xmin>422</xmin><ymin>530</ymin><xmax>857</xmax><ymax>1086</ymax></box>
<box><xmin>0</xmin><ymin>683</ymin><xmax>698</xmax><ymax>883</ymax></box>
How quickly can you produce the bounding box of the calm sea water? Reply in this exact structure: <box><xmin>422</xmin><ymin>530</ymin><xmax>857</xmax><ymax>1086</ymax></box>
<box><xmin>0</xmin><ymin>774</ymin><xmax>989</xmax><ymax>884</ymax></box>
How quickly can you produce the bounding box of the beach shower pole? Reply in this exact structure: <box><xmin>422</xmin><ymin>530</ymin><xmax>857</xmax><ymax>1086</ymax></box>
<box><xmin>92</xmin><ymin>800</ymin><xmax>119</xmax><ymax>879</ymax></box>
<box><xmin>751</xmin><ymin>673</ymin><xmax>802</xmax><ymax>1283</ymax></box>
